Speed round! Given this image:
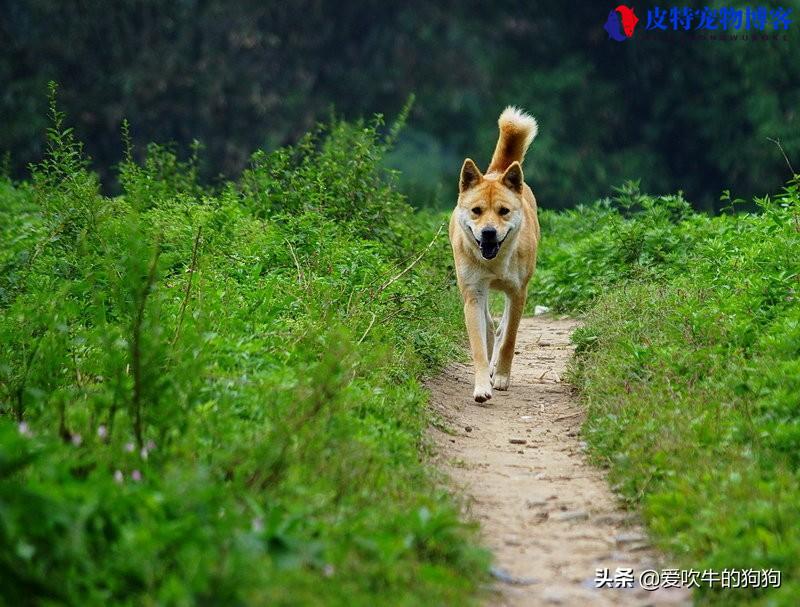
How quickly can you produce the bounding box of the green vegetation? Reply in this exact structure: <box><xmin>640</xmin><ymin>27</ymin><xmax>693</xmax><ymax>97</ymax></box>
<box><xmin>4</xmin><ymin>77</ymin><xmax>800</xmax><ymax>604</ymax></box>
<box><xmin>0</xmin><ymin>93</ymin><xmax>487</xmax><ymax>605</ymax></box>
<box><xmin>532</xmin><ymin>179</ymin><xmax>800</xmax><ymax>604</ymax></box>
<box><xmin>4</xmin><ymin>3</ymin><xmax>799</xmax><ymax>209</ymax></box>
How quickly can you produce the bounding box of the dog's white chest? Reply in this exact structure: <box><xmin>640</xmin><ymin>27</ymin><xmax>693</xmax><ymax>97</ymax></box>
<box><xmin>459</xmin><ymin>253</ymin><xmax>522</xmax><ymax>291</ymax></box>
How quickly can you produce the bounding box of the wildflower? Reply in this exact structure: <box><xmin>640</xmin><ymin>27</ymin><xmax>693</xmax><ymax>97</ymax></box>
<box><xmin>140</xmin><ymin>447</ymin><xmax>148</xmax><ymax>460</ymax></box>
<box><xmin>124</xmin><ymin>442</ymin><xmax>135</xmax><ymax>453</ymax></box>
<box><xmin>146</xmin><ymin>439</ymin><xmax>156</xmax><ymax>451</ymax></box>
<box><xmin>18</xmin><ymin>422</ymin><xmax>32</xmax><ymax>437</ymax></box>
<box><xmin>71</xmin><ymin>433</ymin><xmax>82</xmax><ymax>446</ymax></box>
<box><xmin>131</xmin><ymin>469</ymin><xmax>142</xmax><ymax>482</ymax></box>
<box><xmin>251</xmin><ymin>517</ymin><xmax>264</xmax><ymax>533</ymax></box>
<box><xmin>114</xmin><ymin>470</ymin><xmax>124</xmax><ymax>483</ymax></box>
<box><xmin>97</xmin><ymin>425</ymin><xmax>108</xmax><ymax>439</ymax></box>
<box><xmin>323</xmin><ymin>564</ymin><xmax>335</xmax><ymax>578</ymax></box>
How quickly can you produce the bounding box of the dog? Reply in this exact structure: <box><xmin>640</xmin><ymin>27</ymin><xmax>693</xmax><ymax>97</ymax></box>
<box><xmin>448</xmin><ymin>106</ymin><xmax>540</xmax><ymax>403</ymax></box>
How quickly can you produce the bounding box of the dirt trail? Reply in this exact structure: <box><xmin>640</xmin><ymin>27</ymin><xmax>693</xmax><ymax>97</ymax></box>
<box><xmin>429</xmin><ymin>316</ymin><xmax>689</xmax><ymax>606</ymax></box>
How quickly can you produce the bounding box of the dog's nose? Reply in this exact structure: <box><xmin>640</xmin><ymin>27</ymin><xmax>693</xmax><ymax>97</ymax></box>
<box><xmin>481</xmin><ymin>227</ymin><xmax>497</xmax><ymax>242</ymax></box>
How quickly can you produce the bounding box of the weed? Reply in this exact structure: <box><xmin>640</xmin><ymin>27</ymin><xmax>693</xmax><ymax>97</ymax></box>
<box><xmin>0</xmin><ymin>94</ymin><xmax>486</xmax><ymax>605</ymax></box>
<box><xmin>534</xmin><ymin>178</ymin><xmax>800</xmax><ymax>605</ymax></box>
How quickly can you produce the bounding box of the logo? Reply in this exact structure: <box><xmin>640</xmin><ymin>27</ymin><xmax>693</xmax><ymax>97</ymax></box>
<box><xmin>604</xmin><ymin>5</ymin><xmax>640</xmax><ymax>41</ymax></box>
<box><xmin>644</xmin><ymin>6</ymin><xmax>792</xmax><ymax>31</ymax></box>
<box><xmin>604</xmin><ymin>6</ymin><xmax>792</xmax><ymax>42</ymax></box>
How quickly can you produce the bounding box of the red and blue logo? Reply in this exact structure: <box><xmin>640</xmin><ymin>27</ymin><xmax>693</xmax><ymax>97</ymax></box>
<box><xmin>605</xmin><ymin>6</ymin><xmax>792</xmax><ymax>42</ymax></box>
<box><xmin>604</xmin><ymin>5</ymin><xmax>640</xmax><ymax>41</ymax></box>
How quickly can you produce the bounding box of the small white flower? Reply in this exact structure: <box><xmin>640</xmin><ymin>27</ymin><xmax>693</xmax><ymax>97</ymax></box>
<box><xmin>131</xmin><ymin>469</ymin><xmax>142</xmax><ymax>482</ymax></box>
<box><xmin>71</xmin><ymin>433</ymin><xmax>82</xmax><ymax>446</ymax></box>
<box><xmin>323</xmin><ymin>564</ymin><xmax>335</xmax><ymax>578</ymax></box>
<box><xmin>114</xmin><ymin>470</ymin><xmax>124</xmax><ymax>483</ymax></box>
<box><xmin>18</xmin><ymin>422</ymin><xmax>32</xmax><ymax>437</ymax></box>
<box><xmin>97</xmin><ymin>425</ymin><xmax>108</xmax><ymax>439</ymax></box>
<box><xmin>140</xmin><ymin>448</ymin><xmax>148</xmax><ymax>460</ymax></box>
<box><xmin>124</xmin><ymin>442</ymin><xmax>135</xmax><ymax>453</ymax></box>
<box><xmin>251</xmin><ymin>517</ymin><xmax>264</xmax><ymax>533</ymax></box>
<box><xmin>146</xmin><ymin>439</ymin><xmax>156</xmax><ymax>451</ymax></box>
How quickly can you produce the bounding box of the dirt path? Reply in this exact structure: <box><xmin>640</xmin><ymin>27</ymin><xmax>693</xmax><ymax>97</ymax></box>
<box><xmin>429</xmin><ymin>316</ymin><xmax>689</xmax><ymax>606</ymax></box>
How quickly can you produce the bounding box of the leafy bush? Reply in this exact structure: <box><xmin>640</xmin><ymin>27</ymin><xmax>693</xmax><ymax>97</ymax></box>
<box><xmin>534</xmin><ymin>178</ymin><xmax>800</xmax><ymax>604</ymax></box>
<box><xmin>530</xmin><ymin>181</ymin><xmax>704</xmax><ymax>313</ymax></box>
<box><xmin>0</xmin><ymin>93</ymin><xmax>486</xmax><ymax>605</ymax></box>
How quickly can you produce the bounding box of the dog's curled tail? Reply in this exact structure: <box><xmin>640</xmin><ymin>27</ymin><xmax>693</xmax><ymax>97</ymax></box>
<box><xmin>487</xmin><ymin>106</ymin><xmax>538</xmax><ymax>174</ymax></box>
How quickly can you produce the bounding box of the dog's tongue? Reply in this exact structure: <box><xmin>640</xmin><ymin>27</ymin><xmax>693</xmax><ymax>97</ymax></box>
<box><xmin>480</xmin><ymin>240</ymin><xmax>500</xmax><ymax>259</ymax></box>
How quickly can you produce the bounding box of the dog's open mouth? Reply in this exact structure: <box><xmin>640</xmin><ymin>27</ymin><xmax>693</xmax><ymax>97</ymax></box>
<box><xmin>475</xmin><ymin>231</ymin><xmax>509</xmax><ymax>260</ymax></box>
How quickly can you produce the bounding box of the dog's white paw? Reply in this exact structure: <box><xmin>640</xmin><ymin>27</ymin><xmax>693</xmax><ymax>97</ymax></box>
<box><xmin>473</xmin><ymin>383</ymin><xmax>493</xmax><ymax>403</ymax></box>
<box><xmin>492</xmin><ymin>373</ymin><xmax>510</xmax><ymax>390</ymax></box>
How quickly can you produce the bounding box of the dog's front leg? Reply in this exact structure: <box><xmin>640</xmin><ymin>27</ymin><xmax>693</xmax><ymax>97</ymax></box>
<box><xmin>463</xmin><ymin>288</ymin><xmax>492</xmax><ymax>402</ymax></box>
<box><xmin>492</xmin><ymin>289</ymin><xmax>526</xmax><ymax>391</ymax></box>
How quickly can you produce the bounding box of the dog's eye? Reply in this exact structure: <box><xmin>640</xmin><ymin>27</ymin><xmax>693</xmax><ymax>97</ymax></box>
<box><xmin>471</xmin><ymin>207</ymin><xmax>482</xmax><ymax>215</ymax></box>
<box><xmin>499</xmin><ymin>207</ymin><xmax>510</xmax><ymax>216</ymax></box>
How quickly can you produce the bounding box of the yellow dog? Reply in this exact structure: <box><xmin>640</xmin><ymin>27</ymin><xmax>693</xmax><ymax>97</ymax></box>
<box><xmin>449</xmin><ymin>107</ymin><xmax>540</xmax><ymax>402</ymax></box>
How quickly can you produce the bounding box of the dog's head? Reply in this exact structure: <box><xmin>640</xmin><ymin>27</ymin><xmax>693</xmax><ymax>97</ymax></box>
<box><xmin>456</xmin><ymin>158</ymin><xmax>525</xmax><ymax>260</ymax></box>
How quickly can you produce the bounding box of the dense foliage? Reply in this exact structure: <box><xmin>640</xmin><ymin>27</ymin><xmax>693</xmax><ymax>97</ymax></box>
<box><xmin>532</xmin><ymin>179</ymin><xmax>800</xmax><ymax>604</ymax></box>
<box><xmin>0</xmin><ymin>95</ymin><xmax>486</xmax><ymax>605</ymax></box>
<box><xmin>3</xmin><ymin>1</ymin><xmax>799</xmax><ymax>209</ymax></box>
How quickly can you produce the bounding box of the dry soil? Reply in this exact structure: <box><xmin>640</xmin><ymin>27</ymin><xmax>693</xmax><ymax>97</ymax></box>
<box><xmin>429</xmin><ymin>316</ymin><xmax>690</xmax><ymax>606</ymax></box>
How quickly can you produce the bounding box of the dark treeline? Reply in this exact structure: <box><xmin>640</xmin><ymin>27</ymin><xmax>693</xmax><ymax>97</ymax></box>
<box><xmin>2</xmin><ymin>0</ymin><xmax>798</xmax><ymax>210</ymax></box>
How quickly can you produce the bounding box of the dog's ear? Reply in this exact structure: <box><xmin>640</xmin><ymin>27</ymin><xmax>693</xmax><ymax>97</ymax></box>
<box><xmin>502</xmin><ymin>161</ymin><xmax>524</xmax><ymax>194</ymax></box>
<box><xmin>459</xmin><ymin>158</ymin><xmax>483</xmax><ymax>193</ymax></box>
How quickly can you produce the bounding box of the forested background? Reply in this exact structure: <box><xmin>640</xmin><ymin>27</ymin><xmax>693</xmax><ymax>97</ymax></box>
<box><xmin>2</xmin><ymin>0</ymin><xmax>799</xmax><ymax>209</ymax></box>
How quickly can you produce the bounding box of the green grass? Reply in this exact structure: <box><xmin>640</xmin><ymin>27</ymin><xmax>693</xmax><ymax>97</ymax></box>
<box><xmin>0</xmin><ymin>90</ymin><xmax>487</xmax><ymax>605</ymax></box>
<box><xmin>6</xmin><ymin>86</ymin><xmax>800</xmax><ymax>606</ymax></box>
<box><xmin>531</xmin><ymin>180</ymin><xmax>800</xmax><ymax>605</ymax></box>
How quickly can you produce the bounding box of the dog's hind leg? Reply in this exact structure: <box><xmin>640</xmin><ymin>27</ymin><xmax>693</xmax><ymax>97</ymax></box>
<box><xmin>492</xmin><ymin>290</ymin><xmax>526</xmax><ymax>391</ymax></box>
<box><xmin>484</xmin><ymin>299</ymin><xmax>495</xmax><ymax>364</ymax></box>
<box><xmin>490</xmin><ymin>295</ymin><xmax>509</xmax><ymax>378</ymax></box>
